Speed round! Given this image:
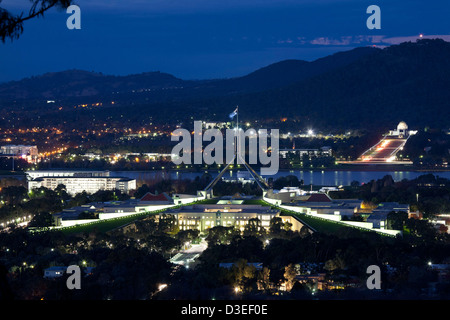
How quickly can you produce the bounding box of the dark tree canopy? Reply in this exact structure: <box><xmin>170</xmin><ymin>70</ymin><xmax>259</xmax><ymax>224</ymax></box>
<box><xmin>0</xmin><ymin>0</ymin><xmax>73</xmax><ymax>42</ymax></box>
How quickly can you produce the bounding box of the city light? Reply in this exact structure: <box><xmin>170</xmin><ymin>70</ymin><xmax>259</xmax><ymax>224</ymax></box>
<box><xmin>0</xmin><ymin>7</ymin><xmax>449</xmax><ymax>304</ymax></box>
<box><xmin>158</xmin><ymin>284</ymin><xmax>168</xmax><ymax>291</ymax></box>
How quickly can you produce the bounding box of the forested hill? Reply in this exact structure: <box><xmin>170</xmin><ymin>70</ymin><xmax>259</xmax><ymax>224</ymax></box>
<box><xmin>0</xmin><ymin>46</ymin><xmax>377</xmax><ymax>103</ymax></box>
<box><xmin>1</xmin><ymin>39</ymin><xmax>449</xmax><ymax>131</ymax></box>
<box><xmin>255</xmin><ymin>38</ymin><xmax>450</xmax><ymax>130</ymax></box>
<box><xmin>187</xmin><ymin>38</ymin><xmax>450</xmax><ymax>131</ymax></box>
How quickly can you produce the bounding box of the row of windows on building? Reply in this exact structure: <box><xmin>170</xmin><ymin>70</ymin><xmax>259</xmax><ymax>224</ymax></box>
<box><xmin>177</xmin><ymin>215</ymin><xmax>275</xmax><ymax>220</ymax></box>
<box><xmin>178</xmin><ymin>221</ymin><xmax>271</xmax><ymax>230</ymax></box>
<box><xmin>177</xmin><ymin>216</ymin><xmax>274</xmax><ymax>229</ymax></box>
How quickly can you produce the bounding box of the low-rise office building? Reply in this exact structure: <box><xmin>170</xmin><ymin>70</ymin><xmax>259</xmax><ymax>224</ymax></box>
<box><xmin>163</xmin><ymin>203</ymin><xmax>308</xmax><ymax>233</ymax></box>
<box><xmin>28</xmin><ymin>175</ymin><xmax>136</xmax><ymax>195</ymax></box>
<box><xmin>165</xmin><ymin>204</ymin><xmax>279</xmax><ymax>232</ymax></box>
<box><xmin>52</xmin><ymin>192</ymin><xmax>313</xmax><ymax>233</ymax></box>
<box><xmin>53</xmin><ymin>192</ymin><xmax>179</xmax><ymax>227</ymax></box>
<box><xmin>366</xmin><ymin>202</ymin><xmax>411</xmax><ymax>228</ymax></box>
<box><xmin>1</xmin><ymin>145</ymin><xmax>38</xmax><ymax>162</ymax></box>
<box><xmin>26</xmin><ymin>169</ymin><xmax>110</xmax><ymax>180</ymax></box>
<box><xmin>279</xmin><ymin>146</ymin><xmax>332</xmax><ymax>159</ymax></box>
<box><xmin>267</xmin><ymin>190</ymin><xmax>362</xmax><ymax>217</ymax></box>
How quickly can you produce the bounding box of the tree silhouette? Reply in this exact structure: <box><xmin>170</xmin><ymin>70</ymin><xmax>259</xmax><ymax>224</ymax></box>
<box><xmin>283</xmin><ymin>263</ymin><xmax>297</xmax><ymax>292</ymax></box>
<box><xmin>28</xmin><ymin>211</ymin><xmax>55</xmax><ymax>230</ymax></box>
<box><xmin>0</xmin><ymin>0</ymin><xmax>73</xmax><ymax>42</ymax></box>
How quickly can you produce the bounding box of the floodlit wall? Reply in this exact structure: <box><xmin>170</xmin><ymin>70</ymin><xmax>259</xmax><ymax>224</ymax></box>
<box><xmin>56</xmin><ymin>204</ymin><xmax>178</xmax><ymax>228</ymax></box>
<box><xmin>99</xmin><ymin>211</ymin><xmax>145</xmax><ymax>220</ymax></box>
<box><xmin>58</xmin><ymin>219</ymin><xmax>97</xmax><ymax>227</ymax></box>
<box><xmin>372</xmin><ymin>229</ymin><xmax>402</xmax><ymax>236</ymax></box>
<box><xmin>339</xmin><ymin>220</ymin><xmax>373</xmax><ymax>229</ymax></box>
<box><xmin>281</xmin><ymin>215</ymin><xmax>313</xmax><ymax>233</ymax></box>
<box><xmin>307</xmin><ymin>211</ymin><xmax>342</xmax><ymax>222</ymax></box>
<box><xmin>263</xmin><ymin>192</ymin><xmax>281</xmax><ymax>206</ymax></box>
<box><xmin>173</xmin><ymin>195</ymin><xmax>204</xmax><ymax>205</ymax></box>
<box><xmin>135</xmin><ymin>204</ymin><xmax>178</xmax><ymax>213</ymax></box>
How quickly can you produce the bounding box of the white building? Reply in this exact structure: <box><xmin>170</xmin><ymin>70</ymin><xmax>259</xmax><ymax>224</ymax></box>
<box><xmin>388</xmin><ymin>121</ymin><xmax>418</xmax><ymax>138</ymax></box>
<box><xmin>203</xmin><ymin>122</ymin><xmax>232</xmax><ymax>129</ymax></box>
<box><xmin>266</xmin><ymin>191</ymin><xmax>362</xmax><ymax>217</ymax></box>
<box><xmin>274</xmin><ymin>187</ymin><xmax>307</xmax><ymax>197</ymax></box>
<box><xmin>26</xmin><ymin>169</ymin><xmax>110</xmax><ymax>180</ymax></box>
<box><xmin>0</xmin><ymin>145</ymin><xmax>38</xmax><ymax>162</ymax></box>
<box><xmin>27</xmin><ymin>170</ymin><xmax>136</xmax><ymax>195</ymax></box>
<box><xmin>164</xmin><ymin>203</ymin><xmax>282</xmax><ymax>232</ymax></box>
<box><xmin>279</xmin><ymin>146</ymin><xmax>332</xmax><ymax>159</ymax></box>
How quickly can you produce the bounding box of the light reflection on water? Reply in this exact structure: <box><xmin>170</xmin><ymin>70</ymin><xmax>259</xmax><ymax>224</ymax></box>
<box><xmin>111</xmin><ymin>170</ymin><xmax>450</xmax><ymax>186</ymax></box>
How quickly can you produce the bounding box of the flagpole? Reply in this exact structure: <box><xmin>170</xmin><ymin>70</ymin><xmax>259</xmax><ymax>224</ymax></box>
<box><xmin>236</xmin><ymin>106</ymin><xmax>239</xmax><ymax>160</ymax></box>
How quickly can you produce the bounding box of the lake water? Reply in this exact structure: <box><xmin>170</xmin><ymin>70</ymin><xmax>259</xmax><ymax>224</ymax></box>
<box><xmin>111</xmin><ymin>169</ymin><xmax>450</xmax><ymax>187</ymax></box>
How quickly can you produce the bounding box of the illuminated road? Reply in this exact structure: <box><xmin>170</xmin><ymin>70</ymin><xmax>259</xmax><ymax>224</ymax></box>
<box><xmin>338</xmin><ymin>160</ymin><xmax>413</xmax><ymax>165</ymax></box>
<box><xmin>360</xmin><ymin>137</ymin><xmax>407</xmax><ymax>162</ymax></box>
<box><xmin>337</xmin><ymin>135</ymin><xmax>413</xmax><ymax>165</ymax></box>
<box><xmin>170</xmin><ymin>240</ymin><xmax>208</xmax><ymax>267</ymax></box>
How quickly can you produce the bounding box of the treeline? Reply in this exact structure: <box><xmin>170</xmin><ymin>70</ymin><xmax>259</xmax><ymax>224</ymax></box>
<box><xmin>0</xmin><ymin>211</ymin><xmax>300</xmax><ymax>299</ymax></box>
<box><xmin>161</xmin><ymin>226</ymin><xmax>450</xmax><ymax>299</ymax></box>
<box><xmin>1</xmin><ymin>177</ymin><xmax>450</xmax><ymax>299</ymax></box>
<box><xmin>0</xmin><ymin>185</ymin><xmax>128</xmax><ymax>227</ymax></box>
<box><xmin>331</xmin><ymin>174</ymin><xmax>450</xmax><ymax>218</ymax></box>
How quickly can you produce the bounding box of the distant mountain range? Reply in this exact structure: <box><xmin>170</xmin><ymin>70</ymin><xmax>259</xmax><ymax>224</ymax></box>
<box><xmin>0</xmin><ymin>45</ymin><xmax>377</xmax><ymax>101</ymax></box>
<box><xmin>1</xmin><ymin>38</ymin><xmax>449</xmax><ymax>131</ymax></box>
<box><xmin>0</xmin><ymin>69</ymin><xmax>187</xmax><ymax>101</ymax></box>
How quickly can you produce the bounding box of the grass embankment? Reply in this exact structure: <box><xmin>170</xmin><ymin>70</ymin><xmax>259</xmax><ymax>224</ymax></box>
<box><xmin>257</xmin><ymin>199</ymin><xmax>379</xmax><ymax>235</ymax></box>
<box><xmin>56</xmin><ymin>199</ymin><xmax>215</xmax><ymax>235</ymax></box>
<box><xmin>282</xmin><ymin>210</ymin><xmax>349</xmax><ymax>234</ymax></box>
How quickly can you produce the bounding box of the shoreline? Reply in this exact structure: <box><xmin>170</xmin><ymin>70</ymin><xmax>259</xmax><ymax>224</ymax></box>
<box><xmin>6</xmin><ymin>166</ymin><xmax>450</xmax><ymax>176</ymax></box>
<box><xmin>303</xmin><ymin>165</ymin><xmax>450</xmax><ymax>173</ymax></box>
<box><xmin>112</xmin><ymin>165</ymin><xmax>450</xmax><ymax>173</ymax></box>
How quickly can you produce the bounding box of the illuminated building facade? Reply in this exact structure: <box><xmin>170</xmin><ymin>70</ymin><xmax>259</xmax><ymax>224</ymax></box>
<box><xmin>26</xmin><ymin>169</ymin><xmax>110</xmax><ymax>180</ymax></box>
<box><xmin>27</xmin><ymin>171</ymin><xmax>136</xmax><ymax>195</ymax></box>
<box><xmin>0</xmin><ymin>144</ymin><xmax>38</xmax><ymax>162</ymax></box>
<box><xmin>163</xmin><ymin>203</ymin><xmax>307</xmax><ymax>233</ymax></box>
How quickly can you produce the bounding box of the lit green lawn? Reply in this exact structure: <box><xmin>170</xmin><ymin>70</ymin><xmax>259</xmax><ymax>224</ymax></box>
<box><xmin>259</xmin><ymin>199</ymin><xmax>379</xmax><ymax>235</ymax></box>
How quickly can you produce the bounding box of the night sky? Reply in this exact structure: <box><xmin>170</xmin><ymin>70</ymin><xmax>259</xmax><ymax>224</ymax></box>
<box><xmin>0</xmin><ymin>0</ymin><xmax>449</xmax><ymax>82</ymax></box>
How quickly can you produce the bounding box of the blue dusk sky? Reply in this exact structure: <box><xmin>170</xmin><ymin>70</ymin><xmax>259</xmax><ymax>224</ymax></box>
<box><xmin>0</xmin><ymin>0</ymin><xmax>449</xmax><ymax>82</ymax></box>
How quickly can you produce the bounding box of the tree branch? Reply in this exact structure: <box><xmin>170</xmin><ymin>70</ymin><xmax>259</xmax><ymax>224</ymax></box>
<box><xmin>0</xmin><ymin>0</ymin><xmax>73</xmax><ymax>42</ymax></box>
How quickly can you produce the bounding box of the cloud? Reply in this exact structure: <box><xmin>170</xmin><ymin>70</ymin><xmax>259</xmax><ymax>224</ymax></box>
<box><xmin>310</xmin><ymin>36</ymin><xmax>353</xmax><ymax>46</ymax></box>
<box><xmin>308</xmin><ymin>34</ymin><xmax>450</xmax><ymax>47</ymax></box>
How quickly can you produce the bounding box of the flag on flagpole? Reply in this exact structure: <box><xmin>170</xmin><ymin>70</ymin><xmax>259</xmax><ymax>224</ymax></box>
<box><xmin>229</xmin><ymin>106</ymin><xmax>238</xmax><ymax>119</ymax></box>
